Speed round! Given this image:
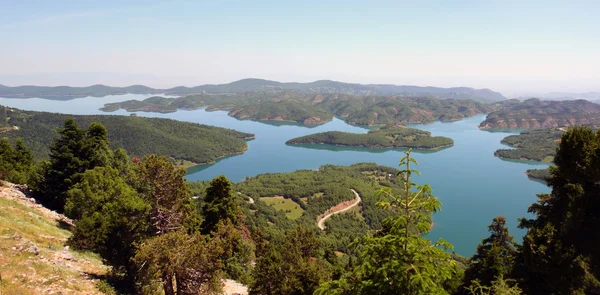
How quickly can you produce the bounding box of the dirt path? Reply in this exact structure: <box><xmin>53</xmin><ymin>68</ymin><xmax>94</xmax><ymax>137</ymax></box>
<box><xmin>317</xmin><ymin>189</ymin><xmax>361</xmax><ymax>230</ymax></box>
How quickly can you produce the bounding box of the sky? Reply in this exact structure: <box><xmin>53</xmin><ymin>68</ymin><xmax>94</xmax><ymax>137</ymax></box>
<box><xmin>1</xmin><ymin>0</ymin><xmax>599</xmax><ymax>96</ymax></box>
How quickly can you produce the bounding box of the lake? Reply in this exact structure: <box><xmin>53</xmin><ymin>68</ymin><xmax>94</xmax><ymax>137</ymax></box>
<box><xmin>0</xmin><ymin>94</ymin><xmax>550</xmax><ymax>256</ymax></box>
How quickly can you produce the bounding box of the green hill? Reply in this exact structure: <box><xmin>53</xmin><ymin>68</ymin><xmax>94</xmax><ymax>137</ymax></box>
<box><xmin>0</xmin><ymin>105</ymin><xmax>254</xmax><ymax>165</ymax></box>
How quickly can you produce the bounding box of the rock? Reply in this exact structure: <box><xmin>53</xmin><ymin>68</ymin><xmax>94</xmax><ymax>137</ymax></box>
<box><xmin>26</xmin><ymin>245</ymin><xmax>39</xmax><ymax>255</ymax></box>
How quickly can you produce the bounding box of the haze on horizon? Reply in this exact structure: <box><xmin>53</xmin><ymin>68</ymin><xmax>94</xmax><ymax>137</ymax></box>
<box><xmin>1</xmin><ymin>0</ymin><xmax>599</xmax><ymax>97</ymax></box>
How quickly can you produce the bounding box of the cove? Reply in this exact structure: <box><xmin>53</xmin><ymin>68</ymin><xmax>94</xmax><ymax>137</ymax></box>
<box><xmin>0</xmin><ymin>95</ymin><xmax>551</xmax><ymax>256</ymax></box>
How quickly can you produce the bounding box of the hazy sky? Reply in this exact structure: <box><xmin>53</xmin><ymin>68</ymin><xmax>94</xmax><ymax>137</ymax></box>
<box><xmin>1</xmin><ymin>0</ymin><xmax>599</xmax><ymax>95</ymax></box>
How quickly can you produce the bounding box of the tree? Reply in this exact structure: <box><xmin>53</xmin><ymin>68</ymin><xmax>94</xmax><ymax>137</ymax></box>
<box><xmin>518</xmin><ymin>126</ymin><xmax>600</xmax><ymax>294</ymax></box>
<box><xmin>0</xmin><ymin>138</ymin><xmax>15</xmax><ymax>179</ymax></box>
<box><xmin>133</xmin><ymin>155</ymin><xmax>200</xmax><ymax>234</ymax></box>
<box><xmin>202</xmin><ymin>175</ymin><xmax>239</xmax><ymax>234</ymax></box>
<box><xmin>462</xmin><ymin>216</ymin><xmax>518</xmax><ymax>292</ymax></box>
<box><xmin>83</xmin><ymin>122</ymin><xmax>112</xmax><ymax>168</ymax></box>
<box><xmin>250</xmin><ymin>226</ymin><xmax>331</xmax><ymax>295</ymax></box>
<box><xmin>66</xmin><ymin>166</ymin><xmax>150</xmax><ymax>283</ymax></box>
<box><xmin>316</xmin><ymin>149</ymin><xmax>455</xmax><ymax>295</ymax></box>
<box><xmin>134</xmin><ymin>225</ymin><xmax>234</xmax><ymax>295</ymax></box>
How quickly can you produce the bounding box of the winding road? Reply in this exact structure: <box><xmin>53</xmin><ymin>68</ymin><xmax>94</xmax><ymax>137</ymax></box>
<box><xmin>317</xmin><ymin>189</ymin><xmax>362</xmax><ymax>230</ymax></box>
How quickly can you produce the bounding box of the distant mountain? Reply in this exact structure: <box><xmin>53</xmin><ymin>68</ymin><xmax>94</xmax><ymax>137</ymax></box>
<box><xmin>0</xmin><ymin>78</ymin><xmax>506</xmax><ymax>102</ymax></box>
<box><xmin>479</xmin><ymin>98</ymin><xmax>600</xmax><ymax>129</ymax></box>
<box><xmin>0</xmin><ymin>84</ymin><xmax>162</xmax><ymax>100</ymax></box>
<box><xmin>162</xmin><ymin>78</ymin><xmax>506</xmax><ymax>102</ymax></box>
<box><xmin>516</xmin><ymin>92</ymin><xmax>600</xmax><ymax>101</ymax></box>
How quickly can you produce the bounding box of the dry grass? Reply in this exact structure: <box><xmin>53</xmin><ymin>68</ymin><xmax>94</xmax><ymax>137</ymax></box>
<box><xmin>0</xmin><ymin>187</ymin><xmax>110</xmax><ymax>295</ymax></box>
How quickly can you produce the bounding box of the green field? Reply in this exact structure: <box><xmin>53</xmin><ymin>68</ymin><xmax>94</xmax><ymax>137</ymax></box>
<box><xmin>260</xmin><ymin>196</ymin><xmax>304</xmax><ymax>220</ymax></box>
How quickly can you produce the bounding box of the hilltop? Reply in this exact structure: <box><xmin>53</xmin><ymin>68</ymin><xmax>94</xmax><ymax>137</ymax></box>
<box><xmin>0</xmin><ymin>78</ymin><xmax>506</xmax><ymax>102</ymax></box>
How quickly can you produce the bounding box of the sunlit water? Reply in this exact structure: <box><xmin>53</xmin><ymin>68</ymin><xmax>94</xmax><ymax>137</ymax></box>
<box><xmin>0</xmin><ymin>95</ymin><xmax>550</xmax><ymax>256</ymax></box>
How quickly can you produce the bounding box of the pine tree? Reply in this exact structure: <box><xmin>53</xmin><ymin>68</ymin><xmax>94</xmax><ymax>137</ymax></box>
<box><xmin>316</xmin><ymin>149</ymin><xmax>455</xmax><ymax>295</ymax></box>
<box><xmin>134</xmin><ymin>154</ymin><xmax>200</xmax><ymax>234</ymax></box>
<box><xmin>462</xmin><ymin>216</ymin><xmax>517</xmax><ymax>292</ymax></box>
<box><xmin>251</xmin><ymin>226</ymin><xmax>331</xmax><ymax>295</ymax></box>
<box><xmin>0</xmin><ymin>138</ymin><xmax>15</xmax><ymax>179</ymax></box>
<box><xmin>518</xmin><ymin>126</ymin><xmax>600</xmax><ymax>294</ymax></box>
<box><xmin>66</xmin><ymin>166</ymin><xmax>150</xmax><ymax>283</ymax></box>
<box><xmin>202</xmin><ymin>175</ymin><xmax>239</xmax><ymax>234</ymax></box>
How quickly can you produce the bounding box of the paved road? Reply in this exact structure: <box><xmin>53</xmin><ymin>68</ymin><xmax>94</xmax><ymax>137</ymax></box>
<box><xmin>317</xmin><ymin>189</ymin><xmax>361</xmax><ymax>230</ymax></box>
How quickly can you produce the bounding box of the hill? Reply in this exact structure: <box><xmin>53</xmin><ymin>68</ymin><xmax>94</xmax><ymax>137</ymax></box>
<box><xmin>0</xmin><ymin>181</ymin><xmax>110</xmax><ymax>294</ymax></box>
<box><xmin>0</xmin><ymin>105</ymin><xmax>254</xmax><ymax>165</ymax></box>
<box><xmin>0</xmin><ymin>78</ymin><xmax>506</xmax><ymax>102</ymax></box>
<box><xmin>286</xmin><ymin>125</ymin><xmax>453</xmax><ymax>150</ymax></box>
<box><xmin>101</xmin><ymin>92</ymin><xmax>494</xmax><ymax>126</ymax></box>
<box><xmin>479</xmin><ymin>98</ymin><xmax>600</xmax><ymax>129</ymax></box>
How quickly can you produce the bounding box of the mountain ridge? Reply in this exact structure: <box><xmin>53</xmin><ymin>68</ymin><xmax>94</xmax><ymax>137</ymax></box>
<box><xmin>0</xmin><ymin>78</ymin><xmax>506</xmax><ymax>102</ymax></box>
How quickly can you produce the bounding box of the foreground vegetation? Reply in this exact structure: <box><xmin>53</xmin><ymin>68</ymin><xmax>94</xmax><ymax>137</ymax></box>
<box><xmin>2</xmin><ymin>115</ymin><xmax>599</xmax><ymax>294</ymax></box>
<box><xmin>0</xmin><ymin>105</ymin><xmax>254</xmax><ymax>164</ymax></box>
<box><xmin>286</xmin><ymin>125</ymin><xmax>454</xmax><ymax>150</ymax></box>
<box><xmin>100</xmin><ymin>92</ymin><xmax>494</xmax><ymax>126</ymax></box>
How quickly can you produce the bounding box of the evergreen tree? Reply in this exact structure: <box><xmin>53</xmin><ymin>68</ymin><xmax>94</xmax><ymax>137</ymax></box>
<box><xmin>202</xmin><ymin>175</ymin><xmax>239</xmax><ymax>234</ymax></box>
<box><xmin>0</xmin><ymin>138</ymin><xmax>15</xmax><ymax>179</ymax></box>
<box><xmin>83</xmin><ymin>122</ymin><xmax>112</xmax><ymax>168</ymax></box>
<box><xmin>518</xmin><ymin>126</ymin><xmax>600</xmax><ymax>294</ymax></box>
<box><xmin>133</xmin><ymin>154</ymin><xmax>200</xmax><ymax>234</ymax></box>
<box><xmin>251</xmin><ymin>226</ymin><xmax>331</xmax><ymax>295</ymax></box>
<box><xmin>66</xmin><ymin>166</ymin><xmax>150</xmax><ymax>283</ymax></box>
<box><xmin>462</xmin><ymin>216</ymin><xmax>517</xmax><ymax>292</ymax></box>
<box><xmin>37</xmin><ymin>118</ymin><xmax>87</xmax><ymax>210</ymax></box>
<box><xmin>316</xmin><ymin>150</ymin><xmax>455</xmax><ymax>295</ymax></box>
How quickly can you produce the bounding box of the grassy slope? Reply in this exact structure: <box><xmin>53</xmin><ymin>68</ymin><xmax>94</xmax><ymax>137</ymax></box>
<box><xmin>260</xmin><ymin>196</ymin><xmax>304</xmax><ymax>220</ymax></box>
<box><xmin>0</xmin><ymin>182</ymin><xmax>109</xmax><ymax>295</ymax></box>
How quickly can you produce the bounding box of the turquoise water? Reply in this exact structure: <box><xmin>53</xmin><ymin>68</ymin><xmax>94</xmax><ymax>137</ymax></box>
<box><xmin>0</xmin><ymin>95</ymin><xmax>550</xmax><ymax>256</ymax></box>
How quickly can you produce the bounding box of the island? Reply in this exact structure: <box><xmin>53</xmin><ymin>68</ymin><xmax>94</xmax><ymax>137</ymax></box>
<box><xmin>285</xmin><ymin>125</ymin><xmax>454</xmax><ymax>150</ymax></box>
<box><xmin>1</xmin><ymin>105</ymin><xmax>254</xmax><ymax>165</ymax></box>
<box><xmin>494</xmin><ymin>128</ymin><xmax>564</xmax><ymax>162</ymax></box>
<box><xmin>479</xmin><ymin>98</ymin><xmax>600</xmax><ymax>129</ymax></box>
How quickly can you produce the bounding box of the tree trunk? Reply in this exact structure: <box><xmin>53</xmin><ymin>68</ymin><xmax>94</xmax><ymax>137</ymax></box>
<box><xmin>163</xmin><ymin>273</ymin><xmax>175</xmax><ymax>295</ymax></box>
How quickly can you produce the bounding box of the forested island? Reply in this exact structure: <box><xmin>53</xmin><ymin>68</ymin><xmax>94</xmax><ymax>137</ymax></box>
<box><xmin>495</xmin><ymin>128</ymin><xmax>563</xmax><ymax>162</ymax></box>
<box><xmin>0</xmin><ymin>105</ymin><xmax>253</xmax><ymax>165</ymax></box>
<box><xmin>101</xmin><ymin>92</ymin><xmax>494</xmax><ymax>126</ymax></box>
<box><xmin>286</xmin><ymin>125</ymin><xmax>454</xmax><ymax>150</ymax></box>
<box><xmin>479</xmin><ymin>98</ymin><xmax>600</xmax><ymax>129</ymax></box>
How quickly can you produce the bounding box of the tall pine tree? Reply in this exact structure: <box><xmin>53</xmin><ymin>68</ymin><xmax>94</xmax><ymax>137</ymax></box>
<box><xmin>518</xmin><ymin>126</ymin><xmax>600</xmax><ymax>294</ymax></box>
<box><xmin>462</xmin><ymin>216</ymin><xmax>517</xmax><ymax>292</ymax></box>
